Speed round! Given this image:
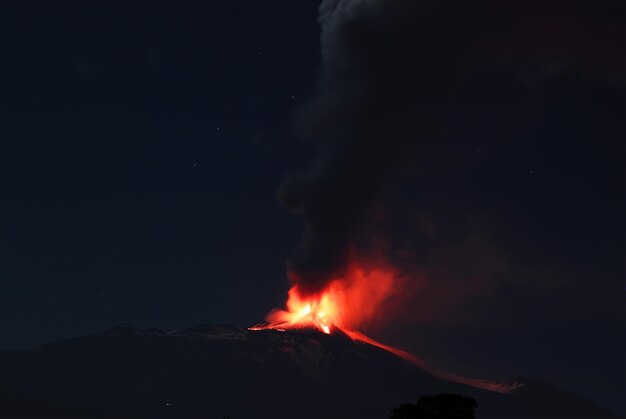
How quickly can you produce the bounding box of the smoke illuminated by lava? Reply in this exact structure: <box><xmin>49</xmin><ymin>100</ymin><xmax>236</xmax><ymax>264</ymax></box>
<box><xmin>250</xmin><ymin>261</ymin><xmax>521</xmax><ymax>394</ymax></box>
<box><xmin>257</xmin><ymin>263</ymin><xmax>403</xmax><ymax>335</ymax></box>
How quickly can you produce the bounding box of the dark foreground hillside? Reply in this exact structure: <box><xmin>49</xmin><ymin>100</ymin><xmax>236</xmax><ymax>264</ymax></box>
<box><xmin>0</xmin><ymin>325</ymin><xmax>619</xmax><ymax>419</ymax></box>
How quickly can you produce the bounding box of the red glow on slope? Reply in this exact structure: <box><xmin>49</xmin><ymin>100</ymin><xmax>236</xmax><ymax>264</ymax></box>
<box><xmin>344</xmin><ymin>330</ymin><xmax>520</xmax><ymax>393</ymax></box>
<box><xmin>250</xmin><ymin>263</ymin><xmax>521</xmax><ymax>394</ymax></box>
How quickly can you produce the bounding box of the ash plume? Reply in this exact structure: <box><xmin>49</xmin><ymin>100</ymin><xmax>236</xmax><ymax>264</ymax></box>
<box><xmin>280</xmin><ymin>0</ymin><xmax>624</xmax><ymax>297</ymax></box>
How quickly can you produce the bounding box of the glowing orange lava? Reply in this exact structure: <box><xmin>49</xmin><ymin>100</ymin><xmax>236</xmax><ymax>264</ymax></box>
<box><xmin>250</xmin><ymin>263</ymin><xmax>521</xmax><ymax>394</ymax></box>
<box><xmin>250</xmin><ymin>264</ymin><xmax>402</xmax><ymax>335</ymax></box>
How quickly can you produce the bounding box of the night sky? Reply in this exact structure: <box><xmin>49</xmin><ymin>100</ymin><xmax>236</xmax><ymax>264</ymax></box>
<box><xmin>1</xmin><ymin>1</ymin><xmax>624</xmax><ymax>414</ymax></box>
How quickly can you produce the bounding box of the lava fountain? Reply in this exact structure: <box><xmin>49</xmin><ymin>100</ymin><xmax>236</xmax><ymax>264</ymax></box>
<box><xmin>250</xmin><ymin>262</ymin><xmax>521</xmax><ymax>394</ymax></box>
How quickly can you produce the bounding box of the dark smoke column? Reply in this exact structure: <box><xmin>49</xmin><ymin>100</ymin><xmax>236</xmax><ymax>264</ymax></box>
<box><xmin>280</xmin><ymin>0</ymin><xmax>624</xmax><ymax>296</ymax></box>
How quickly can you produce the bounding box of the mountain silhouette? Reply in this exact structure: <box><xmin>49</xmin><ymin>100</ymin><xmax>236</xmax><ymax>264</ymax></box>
<box><xmin>0</xmin><ymin>324</ymin><xmax>619</xmax><ymax>419</ymax></box>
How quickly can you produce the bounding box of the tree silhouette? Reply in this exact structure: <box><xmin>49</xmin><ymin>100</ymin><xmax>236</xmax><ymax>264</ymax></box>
<box><xmin>389</xmin><ymin>393</ymin><xmax>477</xmax><ymax>419</ymax></box>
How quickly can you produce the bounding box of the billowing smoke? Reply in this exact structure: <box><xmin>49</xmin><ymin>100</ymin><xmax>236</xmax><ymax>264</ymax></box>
<box><xmin>280</xmin><ymin>0</ymin><xmax>624</xmax><ymax>297</ymax></box>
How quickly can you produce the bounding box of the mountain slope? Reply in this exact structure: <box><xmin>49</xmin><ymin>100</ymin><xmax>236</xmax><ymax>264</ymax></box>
<box><xmin>0</xmin><ymin>325</ymin><xmax>619</xmax><ymax>419</ymax></box>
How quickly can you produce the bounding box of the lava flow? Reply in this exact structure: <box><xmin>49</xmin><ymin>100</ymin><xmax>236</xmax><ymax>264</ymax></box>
<box><xmin>249</xmin><ymin>264</ymin><xmax>521</xmax><ymax>394</ymax></box>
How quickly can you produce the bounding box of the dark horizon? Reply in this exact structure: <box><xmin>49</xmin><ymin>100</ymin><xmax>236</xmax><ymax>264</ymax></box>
<box><xmin>1</xmin><ymin>1</ymin><xmax>624</xmax><ymax>416</ymax></box>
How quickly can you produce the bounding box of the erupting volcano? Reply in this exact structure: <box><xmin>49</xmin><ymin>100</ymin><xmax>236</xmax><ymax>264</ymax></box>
<box><xmin>250</xmin><ymin>261</ymin><xmax>522</xmax><ymax>394</ymax></box>
<box><xmin>251</xmin><ymin>263</ymin><xmax>401</xmax><ymax>335</ymax></box>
